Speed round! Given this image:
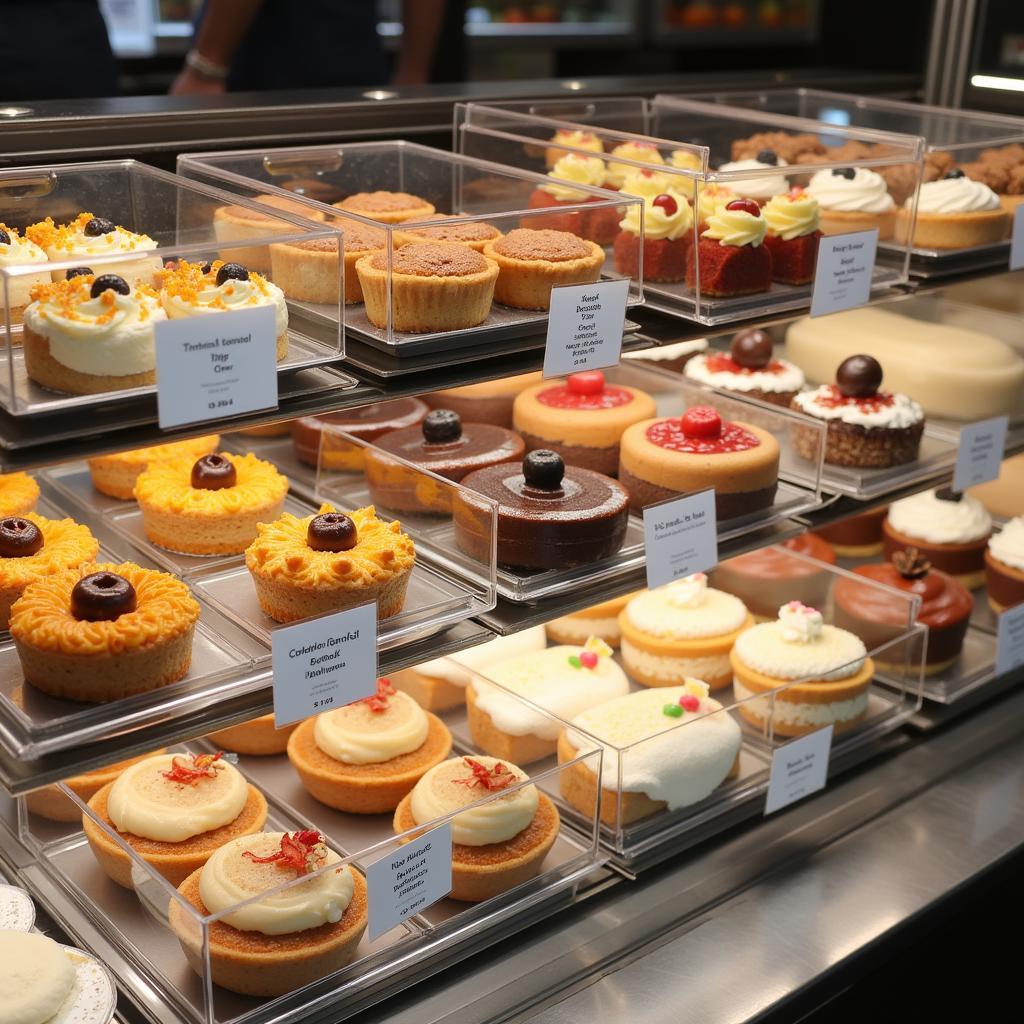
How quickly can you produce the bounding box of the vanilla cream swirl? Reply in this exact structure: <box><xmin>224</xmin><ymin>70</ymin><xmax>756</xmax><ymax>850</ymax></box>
<box><xmin>887</xmin><ymin>489</ymin><xmax>992</xmax><ymax>544</ymax></box>
<box><xmin>697</xmin><ymin>184</ymin><xmax>735</xmax><ymax>225</ymax></box>
<box><xmin>605</xmin><ymin>142</ymin><xmax>665</xmax><ymax>188</ymax></box>
<box><xmin>733</xmin><ymin>614</ymin><xmax>866</xmax><ymax>681</ymax></box>
<box><xmin>763</xmin><ymin>192</ymin><xmax>821</xmax><ymax>239</ymax></box>
<box><xmin>989</xmin><ymin>517</ymin><xmax>1024</xmax><ymax>571</ymax></box>
<box><xmin>806</xmin><ymin>168</ymin><xmax>894</xmax><ymax>213</ymax></box>
<box><xmin>161</xmin><ymin>275</ymin><xmax>288</xmax><ymax>338</ymax></box>
<box><xmin>0</xmin><ymin>228</ymin><xmax>50</xmax><ymax>308</ymax></box>
<box><xmin>314</xmin><ymin>690</ymin><xmax>428</xmax><ymax>764</ymax></box>
<box><xmin>48</xmin><ymin>225</ymin><xmax>156</xmax><ymax>259</ymax></box>
<box><xmin>107</xmin><ymin>754</ymin><xmax>248</xmax><ymax>842</ymax></box>
<box><xmin>670</xmin><ymin>149</ymin><xmax>703</xmax><ymax>171</ymax></box>
<box><xmin>199</xmin><ymin>833</ymin><xmax>354</xmax><ymax>936</ymax></box>
<box><xmin>409</xmin><ymin>756</ymin><xmax>537</xmax><ymax>846</ymax></box>
<box><xmin>619</xmin><ymin>170</ymin><xmax>675</xmax><ymax>198</ymax></box>
<box><xmin>702</xmin><ymin>205</ymin><xmax>766</xmax><ymax>247</ymax></box>
<box><xmin>542</xmin><ymin>154</ymin><xmax>607</xmax><ymax>201</ymax></box>
<box><xmin>618</xmin><ymin>188</ymin><xmax>693</xmax><ymax>240</ymax></box>
<box><xmin>718</xmin><ymin>158</ymin><xmax>790</xmax><ymax>199</ymax></box>
<box><xmin>911</xmin><ymin>176</ymin><xmax>1000</xmax><ymax>213</ymax></box>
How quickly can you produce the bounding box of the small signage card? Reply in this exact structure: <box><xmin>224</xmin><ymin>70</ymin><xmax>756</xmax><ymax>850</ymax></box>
<box><xmin>366</xmin><ymin>822</ymin><xmax>453</xmax><ymax>941</ymax></box>
<box><xmin>271</xmin><ymin>602</ymin><xmax>377</xmax><ymax>728</ymax></box>
<box><xmin>642</xmin><ymin>488</ymin><xmax>718</xmax><ymax>592</ymax></box>
<box><xmin>765</xmin><ymin>725</ymin><xmax>834</xmax><ymax>816</ymax></box>
<box><xmin>543</xmin><ymin>278</ymin><xmax>629</xmax><ymax>378</ymax></box>
<box><xmin>1011</xmin><ymin>205</ymin><xmax>1024</xmax><ymax>271</ymax></box>
<box><xmin>996</xmin><ymin>603</ymin><xmax>1024</xmax><ymax>677</ymax></box>
<box><xmin>155</xmin><ymin>305</ymin><xmax>278</xmax><ymax>430</ymax></box>
<box><xmin>952</xmin><ymin>415</ymin><xmax>1008</xmax><ymax>492</ymax></box>
<box><xmin>810</xmin><ymin>229</ymin><xmax>879</xmax><ymax>318</ymax></box>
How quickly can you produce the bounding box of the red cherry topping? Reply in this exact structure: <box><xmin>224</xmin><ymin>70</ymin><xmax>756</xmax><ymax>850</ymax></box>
<box><xmin>681</xmin><ymin>406</ymin><xmax>722</xmax><ymax>439</ymax></box>
<box><xmin>725</xmin><ymin>198</ymin><xmax>762</xmax><ymax>217</ymax></box>
<box><xmin>579</xmin><ymin>650</ymin><xmax>599</xmax><ymax>669</ymax></box>
<box><xmin>652</xmin><ymin>193</ymin><xmax>678</xmax><ymax>216</ymax></box>
<box><xmin>567</xmin><ymin>370</ymin><xmax>605</xmax><ymax>396</ymax></box>
<box><xmin>679</xmin><ymin>694</ymin><xmax>701</xmax><ymax>712</ymax></box>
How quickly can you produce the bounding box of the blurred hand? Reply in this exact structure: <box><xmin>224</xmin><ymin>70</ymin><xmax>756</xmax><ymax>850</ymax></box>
<box><xmin>169</xmin><ymin>68</ymin><xmax>227</xmax><ymax>96</ymax></box>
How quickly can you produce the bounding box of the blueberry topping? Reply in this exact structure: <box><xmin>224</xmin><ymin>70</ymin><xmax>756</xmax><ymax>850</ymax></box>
<box><xmin>65</xmin><ymin>266</ymin><xmax>93</xmax><ymax>279</ymax></box>
<box><xmin>307</xmin><ymin>512</ymin><xmax>358</xmax><ymax>552</ymax></box>
<box><xmin>832</xmin><ymin>167</ymin><xmax>857</xmax><ymax>180</ymax></box>
<box><xmin>935</xmin><ymin>485</ymin><xmax>963</xmax><ymax>503</ymax></box>
<box><xmin>943</xmin><ymin>168</ymin><xmax>966</xmax><ymax>179</ymax></box>
<box><xmin>0</xmin><ymin>228</ymin><xmax>9</xmax><ymax>246</ymax></box>
<box><xmin>215</xmin><ymin>262</ymin><xmax>249</xmax><ymax>286</ymax></box>
<box><xmin>90</xmin><ymin>274</ymin><xmax>130</xmax><ymax>299</ymax></box>
<box><xmin>422</xmin><ymin>409</ymin><xmax>462</xmax><ymax>444</ymax></box>
<box><xmin>756</xmin><ymin>149</ymin><xmax>778</xmax><ymax>166</ymax></box>
<box><xmin>83</xmin><ymin>217</ymin><xmax>115</xmax><ymax>237</ymax></box>
<box><xmin>71</xmin><ymin>572</ymin><xmax>136</xmax><ymax>622</ymax></box>
<box><xmin>523</xmin><ymin>449</ymin><xmax>565</xmax><ymax>491</ymax></box>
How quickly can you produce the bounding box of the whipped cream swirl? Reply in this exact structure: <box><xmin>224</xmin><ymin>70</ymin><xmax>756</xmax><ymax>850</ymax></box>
<box><xmin>911</xmin><ymin>176</ymin><xmax>1001</xmax><ymax>213</ymax></box>
<box><xmin>806</xmin><ymin>168</ymin><xmax>895</xmax><ymax>213</ymax></box>
<box><xmin>793</xmin><ymin>385</ymin><xmax>924</xmax><ymax>428</ymax></box>
<box><xmin>718</xmin><ymin>158</ymin><xmax>790</xmax><ymax>199</ymax></box>
<box><xmin>989</xmin><ymin>516</ymin><xmax>1024</xmax><ymax>571</ymax></box>
<box><xmin>618</xmin><ymin>188</ymin><xmax>693</xmax><ymax>241</ymax></box>
<box><xmin>887</xmin><ymin>488</ymin><xmax>992</xmax><ymax>545</ymax></box>
<box><xmin>702</xmin><ymin>205</ymin><xmax>766</xmax><ymax>247</ymax></box>
<box><xmin>762</xmin><ymin>191</ymin><xmax>820</xmax><ymax>239</ymax></box>
<box><xmin>542</xmin><ymin>154</ymin><xmax>607</xmax><ymax>202</ymax></box>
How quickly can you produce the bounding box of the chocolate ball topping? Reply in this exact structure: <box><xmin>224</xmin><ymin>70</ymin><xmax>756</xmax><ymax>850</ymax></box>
<box><xmin>0</xmin><ymin>517</ymin><xmax>43</xmax><ymax>558</ymax></box>
<box><xmin>944</xmin><ymin>168</ymin><xmax>966</xmax><ymax>180</ymax></box>
<box><xmin>832</xmin><ymin>167</ymin><xmax>857</xmax><ymax>180</ymax></box>
<box><xmin>935</xmin><ymin>485</ymin><xmax>963</xmax><ymax>503</ymax></box>
<box><xmin>756</xmin><ymin>149</ymin><xmax>779</xmax><ymax>166</ymax></box>
<box><xmin>65</xmin><ymin>266</ymin><xmax>93</xmax><ymax>279</ymax></box>
<box><xmin>523</xmin><ymin>449</ymin><xmax>564</xmax><ymax>491</ymax></box>
<box><xmin>190</xmin><ymin>454</ymin><xmax>237</xmax><ymax>490</ymax></box>
<box><xmin>836</xmin><ymin>354</ymin><xmax>883</xmax><ymax>398</ymax></box>
<box><xmin>215</xmin><ymin>262</ymin><xmax>249</xmax><ymax>286</ymax></box>
<box><xmin>0</xmin><ymin>228</ymin><xmax>10</xmax><ymax>246</ymax></box>
<box><xmin>83</xmin><ymin>217</ymin><xmax>115</xmax><ymax>237</ymax></box>
<box><xmin>71</xmin><ymin>572</ymin><xmax>137</xmax><ymax>622</ymax></box>
<box><xmin>730</xmin><ymin>328</ymin><xmax>773</xmax><ymax>369</ymax></box>
<box><xmin>200</xmin><ymin>261</ymin><xmax>213</xmax><ymax>274</ymax></box>
<box><xmin>306</xmin><ymin>512</ymin><xmax>358</xmax><ymax>552</ymax></box>
<box><xmin>422</xmin><ymin>409</ymin><xmax>462</xmax><ymax>444</ymax></box>
<box><xmin>90</xmin><ymin>274</ymin><xmax>130</xmax><ymax>299</ymax></box>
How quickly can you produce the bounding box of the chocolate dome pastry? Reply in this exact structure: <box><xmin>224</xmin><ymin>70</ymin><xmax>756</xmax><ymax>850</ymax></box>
<box><xmin>453</xmin><ymin>450</ymin><xmax>629</xmax><ymax>571</ymax></box>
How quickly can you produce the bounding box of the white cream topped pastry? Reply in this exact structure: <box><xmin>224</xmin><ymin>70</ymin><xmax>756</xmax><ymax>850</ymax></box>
<box><xmin>568</xmin><ymin>679</ymin><xmax>741</xmax><ymax>810</ymax></box>
<box><xmin>702</xmin><ymin>203</ymin><xmax>767</xmax><ymax>247</ymax></box>
<box><xmin>718</xmin><ymin>157</ymin><xmax>790</xmax><ymax>199</ymax></box>
<box><xmin>623</xmin><ymin>338</ymin><xmax>708</xmax><ymax>362</ymax></box>
<box><xmin>605</xmin><ymin>141</ymin><xmax>665</xmax><ymax>188</ymax></box>
<box><xmin>887</xmin><ymin>488</ymin><xmax>992</xmax><ymax>545</ymax></box>
<box><xmin>619</xmin><ymin>168</ymin><xmax>675</xmax><ymax>198</ymax></box>
<box><xmin>541</xmin><ymin>153</ymin><xmax>607</xmax><ymax>201</ymax></box>
<box><xmin>26</xmin><ymin>212</ymin><xmax>160</xmax><ymax>284</ymax></box>
<box><xmin>685</xmin><ymin>351</ymin><xmax>805</xmax><ymax>394</ymax></box>
<box><xmin>200</xmin><ymin>831</ymin><xmax>354</xmax><ymax>936</ymax></box>
<box><xmin>806</xmin><ymin>167</ymin><xmax>894</xmax><ymax>213</ymax></box>
<box><xmin>733</xmin><ymin>601</ymin><xmax>867</xmax><ymax>681</ymax></box>
<box><xmin>762</xmin><ymin>189</ymin><xmax>821</xmax><ymax>239</ymax></box>
<box><xmin>623</xmin><ymin>574</ymin><xmax>749</xmax><ymax>639</ymax></box>
<box><xmin>792</xmin><ymin>385</ymin><xmax>924</xmax><ymax>429</ymax></box>
<box><xmin>0</xmin><ymin>930</ymin><xmax>77</xmax><ymax>1024</ymax></box>
<box><xmin>911</xmin><ymin>175</ymin><xmax>1001</xmax><ymax>213</ymax></box>
<box><xmin>473</xmin><ymin>637</ymin><xmax>629</xmax><ymax>740</ymax></box>
<box><xmin>107</xmin><ymin>752</ymin><xmax>248</xmax><ymax>843</ymax></box>
<box><xmin>416</xmin><ymin>625</ymin><xmax>546</xmax><ymax>689</ymax></box>
<box><xmin>0</xmin><ymin>225</ymin><xmax>49</xmax><ymax>309</ymax></box>
<box><xmin>989</xmin><ymin>517</ymin><xmax>1024</xmax><ymax>570</ymax></box>
<box><xmin>314</xmin><ymin>684</ymin><xmax>428</xmax><ymax>765</ymax></box>
<box><xmin>409</xmin><ymin>755</ymin><xmax>537</xmax><ymax>846</ymax></box>
<box><xmin>618</xmin><ymin>188</ymin><xmax>693</xmax><ymax>240</ymax></box>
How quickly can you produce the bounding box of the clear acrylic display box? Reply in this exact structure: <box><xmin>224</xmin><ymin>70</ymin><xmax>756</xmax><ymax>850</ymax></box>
<box><xmin>14</xmin><ymin>725</ymin><xmax>603</xmax><ymax>1024</ymax></box>
<box><xmin>450</xmin><ymin>547</ymin><xmax>923</xmax><ymax>871</ymax></box>
<box><xmin>677</xmin><ymin>88</ymin><xmax>1024</xmax><ymax>272</ymax></box>
<box><xmin>310</xmin><ymin>362</ymin><xmax>825</xmax><ymax>605</ymax></box>
<box><xmin>456</xmin><ymin>98</ymin><xmax>921</xmax><ymax>326</ymax></box>
<box><xmin>177</xmin><ymin>141</ymin><xmax>643</xmax><ymax>354</ymax></box>
<box><xmin>0</xmin><ymin>160</ymin><xmax>343</xmax><ymax>416</ymax></box>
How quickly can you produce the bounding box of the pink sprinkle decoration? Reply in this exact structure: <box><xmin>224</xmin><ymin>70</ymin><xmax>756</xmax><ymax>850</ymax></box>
<box><xmin>579</xmin><ymin>651</ymin><xmax>599</xmax><ymax>669</ymax></box>
<box><xmin>679</xmin><ymin>694</ymin><xmax>700</xmax><ymax>712</ymax></box>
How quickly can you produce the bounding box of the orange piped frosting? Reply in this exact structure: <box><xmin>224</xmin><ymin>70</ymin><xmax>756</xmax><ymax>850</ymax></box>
<box><xmin>133</xmin><ymin>451</ymin><xmax>288</xmax><ymax>516</ymax></box>
<box><xmin>246</xmin><ymin>504</ymin><xmax>414</xmax><ymax>591</ymax></box>
<box><xmin>0</xmin><ymin>513</ymin><xmax>98</xmax><ymax>588</ymax></box>
<box><xmin>27</xmin><ymin>274</ymin><xmax>159</xmax><ymax>322</ymax></box>
<box><xmin>160</xmin><ymin>259</ymin><xmax>274</xmax><ymax>309</ymax></box>
<box><xmin>88</xmin><ymin>434</ymin><xmax>220</xmax><ymax>472</ymax></box>
<box><xmin>25</xmin><ymin>212</ymin><xmax>155</xmax><ymax>254</ymax></box>
<box><xmin>0</xmin><ymin>473</ymin><xmax>40</xmax><ymax>517</ymax></box>
<box><xmin>9</xmin><ymin>561</ymin><xmax>199</xmax><ymax>656</ymax></box>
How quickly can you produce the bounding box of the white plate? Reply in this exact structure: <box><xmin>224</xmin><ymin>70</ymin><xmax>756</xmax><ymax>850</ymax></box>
<box><xmin>0</xmin><ymin>883</ymin><xmax>35</xmax><ymax>931</ymax></box>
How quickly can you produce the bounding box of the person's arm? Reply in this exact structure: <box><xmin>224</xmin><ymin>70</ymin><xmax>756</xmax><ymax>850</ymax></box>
<box><xmin>169</xmin><ymin>0</ymin><xmax>265</xmax><ymax>95</ymax></box>
<box><xmin>391</xmin><ymin>0</ymin><xmax>448</xmax><ymax>86</ymax></box>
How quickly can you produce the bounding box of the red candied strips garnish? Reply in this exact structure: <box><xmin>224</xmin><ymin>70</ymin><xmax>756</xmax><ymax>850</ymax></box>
<box><xmin>161</xmin><ymin>752</ymin><xmax>224</xmax><ymax>786</ymax></box>
<box><xmin>452</xmin><ymin>757</ymin><xmax>516</xmax><ymax>791</ymax></box>
<box><xmin>361</xmin><ymin>677</ymin><xmax>397</xmax><ymax>713</ymax></box>
<box><xmin>243</xmin><ymin>830</ymin><xmax>326</xmax><ymax>875</ymax></box>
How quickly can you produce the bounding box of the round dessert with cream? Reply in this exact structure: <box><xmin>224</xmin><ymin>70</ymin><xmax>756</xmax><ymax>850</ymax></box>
<box><xmin>528</xmin><ymin>153</ymin><xmax>620</xmax><ymax>245</ymax></box>
<box><xmin>83</xmin><ymin>750</ymin><xmax>268</xmax><ymax>888</ymax></box>
<box><xmin>557</xmin><ymin>678</ymin><xmax>742</xmax><ymax>825</ymax></box>
<box><xmin>604</xmin><ymin>141</ymin><xmax>665</xmax><ymax>189</ymax></box>
<box><xmin>513</xmin><ymin>371</ymin><xmax>657</xmax><ymax>475</ymax></box>
<box><xmin>393</xmin><ymin>755</ymin><xmax>560</xmax><ymax>902</ymax></box>
<box><xmin>613</xmin><ymin>188</ymin><xmax>694</xmax><ymax>283</ymax></box>
<box><xmin>686</xmin><ymin>198</ymin><xmax>772</xmax><ymax>297</ymax></box>
<box><xmin>684</xmin><ymin>328</ymin><xmax>805</xmax><ymax>408</ymax></box>
<box><xmin>761</xmin><ymin>187</ymin><xmax>822</xmax><ymax>284</ymax></box>
<box><xmin>87</xmin><ymin>434</ymin><xmax>220</xmax><ymax>500</ymax></box>
<box><xmin>619</xmin><ymin>573</ymin><xmax>753</xmax><ymax>689</ymax></box>
<box><xmin>546</xmin><ymin>591</ymin><xmax>640</xmax><ymax>649</ymax></box>
<box><xmin>22</xmin><ymin>273</ymin><xmax>166</xmax><ymax>395</ymax></box>
<box><xmin>466</xmin><ymin>636</ymin><xmax>629</xmax><ymax>763</ymax></box>
<box><xmin>883</xmin><ymin>486</ymin><xmax>992</xmax><ymax>588</ymax></box>
<box><xmin>896</xmin><ymin>170</ymin><xmax>1009</xmax><ymax>250</ymax></box>
<box><xmin>545</xmin><ymin>128</ymin><xmax>605</xmax><ymax>168</ymax></box>
<box><xmin>718</xmin><ymin>150</ymin><xmax>790</xmax><ymax>201</ymax></box>
<box><xmin>26</xmin><ymin>212</ymin><xmax>160</xmax><ymax>284</ymax></box>
<box><xmin>791</xmin><ymin>354</ymin><xmax>925</xmax><ymax>468</ymax></box>
<box><xmin>730</xmin><ymin>602</ymin><xmax>875</xmax><ymax>737</ymax></box>
<box><xmin>0</xmin><ymin>224</ymin><xmax>49</xmax><ymax>326</ymax></box>
<box><xmin>288</xmin><ymin>678</ymin><xmax>452</xmax><ymax>813</ymax></box>
<box><xmin>619</xmin><ymin>405</ymin><xmax>780</xmax><ymax>519</ymax></box>
<box><xmin>805</xmin><ymin>167</ymin><xmax>896</xmax><ymax>239</ymax></box>
<box><xmin>0</xmin><ymin>472</ymin><xmax>39</xmax><ymax>517</ymax></box>
<box><xmin>985</xmin><ymin>517</ymin><xmax>1024</xmax><ymax>612</ymax></box>
<box><xmin>169</xmin><ymin>830</ymin><xmax>367</xmax><ymax>997</ymax></box>
<box><xmin>623</xmin><ymin>337</ymin><xmax>708</xmax><ymax>374</ymax></box>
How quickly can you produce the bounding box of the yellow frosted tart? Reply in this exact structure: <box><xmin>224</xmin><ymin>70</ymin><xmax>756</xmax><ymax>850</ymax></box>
<box><xmin>83</xmin><ymin>751</ymin><xmax>268</xmax><ymax>888</ymax></box>
<box><xmin>207</xmin><ymin>714</ymin><xmax>298</xmax><ymax>756</ymax></box>
<box><xmin>213</xmin><ymin>193</ymin><xmax>327</xmax><ymax>273</ymax></box>
<box><xmin>0</xmin><ymin>512</ymin><xmax>98</xmax><ymax>628</ymax></box>
<box><xmin>169</xmin><ymin>831</ymin><xmax>368</xmax><ymax>997</ymax></box>
<box><xmin>394</xmin><ymin>755</ymin><xmax>559</xmax><ymax>902</ymax></box>
<box><xmin>334</xmin><ymin>190</ymin><xmax>435</xmax><ymax>223</ymax></box>
<box><xmin>87</xmin><ymin>434</ymin><xmax>220</xmax><ymax>499</ymax></box>
<box><xmin>134</xmin><ymin>451</ymin><xmax>289</xmax><ymax>555</ymax></box>
<box><xmin>10</xmin><ymin>560</ymin><xmax>199</xmax><ymax>703</ymax></box>
<box><xmin>246</xmin><ymin>503</ymin><xmax>414</xmax><ymax>623</ymax></box>
<box><xmin>288</xmin><ymin>679</ymin><xmax>452</xmax><ymax>813</ymax></box>
<box><xmin>0</xmin><ymin>472</ymin><xmax>39</xmax><ymax>518</ymax></box>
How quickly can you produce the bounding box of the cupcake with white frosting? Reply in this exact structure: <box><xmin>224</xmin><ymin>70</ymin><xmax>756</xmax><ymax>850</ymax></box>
<box><xmin>0</xmin><ymin>224</ymin><xmax>49</xmax><ymax>327</ymax></box>
<box><xmin>896</xmin><ymin>170</ymin><xmax>1009</xmax><ymax>250</ymax></box>
<box><xmin>718</xmin><ymin>151</ymin><xmax>790</xmax><ymax>203</ymax></box>
<box><xmin>985</xmin><ymin>516</ymin><xmax>1024</xmax><ymax>612</ymax></box>
<box><xmin>805</xmin><ymin>166</ymin><xmax>896</xmax><ymax>239</ymax></box>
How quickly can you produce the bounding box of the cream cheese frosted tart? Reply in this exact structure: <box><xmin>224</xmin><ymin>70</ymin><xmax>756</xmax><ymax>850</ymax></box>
<box><xmin>466</xmin><ymin>636</ymin><xmax>629</xmax><ymax>763</ymax></box>
<box><xmin>527</xmin><ymin>153</ymin><xmax>620</xmax><ymax>245</ymax></box>
<box><xmin>613</xmin><ymin>187</ymin><xmax>693</xmax><ymax>283</ymax></box>
<box><xmin>791</xmin><ymin>355</ymin><xmax>924</xmax><ymax>469</ymax></box>
<box><xmin>883</xmin><ymin>486</ymin><xmax>992</xmax><ymax>589</ymax></box>
<box><xmin>730</xmin><ymin>602</ymin><xmax>874</xmax><ymax>737</ymax></box>
<box><xmin>288</xmin><ymin>678</ymin><xmax>452</xmax><ymax>813</ymax></box>
<box><xmin>83</xmin><ymin>751</ymin><xmax>268</xmax><ymax>888</ymax></box>
<box><xmin>546</xmin><ymin>591</ymin><xmax>639</xmax><ymax>649</ymax></box>
<box><xmin>684</xmin><ymin>328</ymin><xmax>804</xmax><ymax>408</ymax></box>
<box><xmin>134</xmin><ymin>451</ymin><xmax>288</xmax><ymax>556</ymax></box>
<box><xmin>88</xmin><ymin>434</ymin><xmax>220</xmax><ymax>500</ymax></box>
<box><xmin>391</xmin><ymin>625</ymin><xmax>547</xmax><ymax>712</ymax></box>
<box><xmin>26</xmin><ymin>212</ymin><xmax>160</xmax><ymax>284</ymax></box>
<box><xmin>22</xmin><ymin>273</ymin><xmax>166</xmax><ymax>395</ymax></box>
<box><xmin>424</xmin><ymin>371</ymin><xmax>542</xmax><ymax>430</ymax></box>
<box><xmin>0</xmin><ymin>471</ymin><xmax>39</xmax><ymax>517</ymax></box>
<box><xmin>160</xmin><ymin>259</ymin><xmax>289</xmax><ymax>361</ymax></box>
<box><xmin>214</xmin><ymin>192</ymin><xmax>327</xmax><ymax>274</ymax></box>
<box><xmin>619</xmin><ymin>405</ymin><xmax>780</xmax><ymax>519</ymax></box>
<box><xmin>394</xmin><ymin>755</ymin><xmax>560</xmax><ymax>902</ymax></box>
<box><xmin>761</xmin><ymin>187</ymin><xmax>822</xmax><ymax>285</ymax></box>
<box><xmin>169</xmin><ymin>830</ymin><xmax>368</xmax><ymax>997</ymax></box>
<box><xmin>685</xmin><ymin>199</ymin><xmax>772</xmax><ymax>297</ymax></box>
<box><xmin>334</xmin><ymin>190</ymin><xmax>436</xmax><ymax>224</ymax></box>
<box><xmin>0</xmin><ymin>224</ymin><xmax>49</xmax><ymax>326</ymax></box>
<box><xmin>619</xmin><ymin>573</ymin><xmax>753</xmax><ymax>689</ymax></box>
<box><xmin>895</xmin><ymin>171</ymin><xmax>1009</xmax><ymax>250</ymax></box>
<box><xmin>986</xmin><ymin>517</ymin><xmax>1024</xmax><ymax>612</ymax></box>
<box><xmin>804</xmin><ymin>167</ymin><xmax>896</xmax><ymax>239</ymax></box>
<box><xmin>558</xmin><ymin>679</ymin><xmax>742</xmax><ymax>825</ymax></box>
<box><xmin>513</xmin><ymin>370</ymin><xmax>657</xmax><ymax>476</ymax></box>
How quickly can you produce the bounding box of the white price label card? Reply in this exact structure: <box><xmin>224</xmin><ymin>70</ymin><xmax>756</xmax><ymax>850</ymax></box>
<box><xmin>271</xmin><ymin>602</ymin><xmax>377</xmax><ymax>728</ymax></box>
<box><xmin>366</xmin><ymin>822</ymin><xmax>452</xmax><ymax>940</ymax></box>
<box><xmin>810</xmin><ymin>229</ymin><xmax>879</xmax><ymax>318</ymax></box>
<box><xmin>155</xmin><ymin>305</ymin><xmax>278</xmax><ymax>430</ymax></box>
<box><xmin>996</xmin><ymin>603</ymin><xmax>1024</xmax><ymax>677</ymax></box>
<box><xmin>765</xmin><ymin>725</ymin><xmax>833</xmax><ymax>816</ymax></box>
<box><xmin>642</xmin><ymin>488</ymin><xmax>718</xmax><ymax>592</ymax></box>
<box><xmin>1011</xmin><ymin>205</ymin><xmax>1024</xmax><ymax>271</ymax></box>
<box><xmin>543</xmin><ymin>278</ymin><xmax>629</xmax><ymax>378</ymax></box>
<box><xmin>953</xmin><ymin>415</ymin><xmax>1008</xmax><ymax>492</ymax></box>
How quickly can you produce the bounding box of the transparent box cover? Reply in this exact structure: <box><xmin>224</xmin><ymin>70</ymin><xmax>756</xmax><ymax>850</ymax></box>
<box><xmin>0</xmin><ymin>160</ymin><xmax>343</xmax><ymax>416</ymax></box>
<box><xmin>177</xmin><ymin>141</ymin><xmax>643</xmax><ymax>353</ymax></box>
<box><xmin>456</xmin><ymin>98</ymin><xmax>922</xmax><ymax>325</ymax></box>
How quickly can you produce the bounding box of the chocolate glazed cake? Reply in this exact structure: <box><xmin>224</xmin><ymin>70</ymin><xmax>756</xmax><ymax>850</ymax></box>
<box><xmin>292</xmin><ymin>398</ymin><xmax>428</xmax><ymax>467</ymax></box>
